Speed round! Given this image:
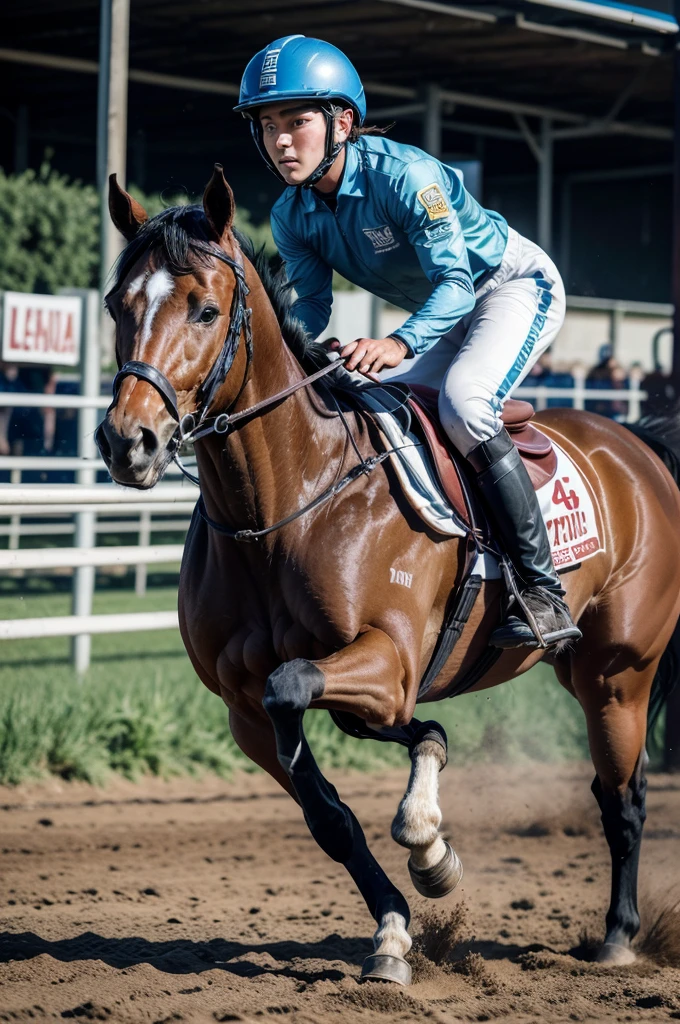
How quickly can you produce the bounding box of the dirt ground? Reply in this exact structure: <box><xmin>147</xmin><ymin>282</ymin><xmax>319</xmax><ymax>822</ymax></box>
<box><xmin>0</xmin><ymin>761</ymin><xmax>679</xmax><ymax>1024</ymax></box>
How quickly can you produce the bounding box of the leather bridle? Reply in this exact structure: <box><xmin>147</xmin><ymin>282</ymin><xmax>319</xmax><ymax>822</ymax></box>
<box><xmin>111</xmin><ymin>245</ymin><xmax>254</xmax><ymax>484</ymax></box>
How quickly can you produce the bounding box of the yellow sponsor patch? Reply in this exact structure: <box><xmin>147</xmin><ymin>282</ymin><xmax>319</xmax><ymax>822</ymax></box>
<box><xmin>416</xmin><ymin>182</ymin><xmax>450</xmax><ymax>221</ymax></box>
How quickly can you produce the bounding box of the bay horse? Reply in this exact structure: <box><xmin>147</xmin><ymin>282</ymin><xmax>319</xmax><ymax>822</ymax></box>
<box><xmin>97</xmin><ymin>165</ymin><xmax>680</xmax><ymax>985</ymax></box>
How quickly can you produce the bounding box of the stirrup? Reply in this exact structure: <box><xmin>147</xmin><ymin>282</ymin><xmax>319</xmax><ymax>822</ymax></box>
<box><xmin>490</xmin><ymin>614</ymin><xmax>582</xmax><ymax>650</ymax></box>
<box><xmin>493</xmin><ymin>563</ymin><xmax>582</xmax><ymax>651</ymax></box>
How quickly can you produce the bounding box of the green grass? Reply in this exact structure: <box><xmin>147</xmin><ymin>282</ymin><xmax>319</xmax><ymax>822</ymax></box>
<box><xmin>0</xmin><ymin>578</ymin><xmax>592</xmax><ymax>786</ymax></box>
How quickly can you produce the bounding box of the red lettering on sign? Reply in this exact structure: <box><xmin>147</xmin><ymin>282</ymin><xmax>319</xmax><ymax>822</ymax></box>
<box><xmin>63</xmin><ymin>313</ymin><xmax>74</xmax><ymax>353</ymax></box>
<box><xmin>8</xmin><ymin>308</ymin><xmax>19</xmax><ymax>350</ymax></box>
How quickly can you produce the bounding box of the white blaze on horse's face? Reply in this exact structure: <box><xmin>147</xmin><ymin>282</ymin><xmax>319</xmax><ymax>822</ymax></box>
<box><xmin>138</xmin><ymin>269</ymin><xmax>174</xmax><ymax>344</ymax></box>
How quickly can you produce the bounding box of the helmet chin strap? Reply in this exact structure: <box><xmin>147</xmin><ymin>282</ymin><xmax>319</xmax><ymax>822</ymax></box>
<box><xmin>299</xmin><ymin>107</ymin><xmax>344</xmax><ymax>188</ymax></box>
<box><xmin>250</xmin><ymin>104</ymin><xmax>346</xmax><ymax>189</ymax></box>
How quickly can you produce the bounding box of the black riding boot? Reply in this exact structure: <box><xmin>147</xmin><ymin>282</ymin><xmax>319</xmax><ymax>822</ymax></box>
<box><xmin>466</xmin><ymin>429</ymin><xmax>582</xmax><ymax>650</ymax></box>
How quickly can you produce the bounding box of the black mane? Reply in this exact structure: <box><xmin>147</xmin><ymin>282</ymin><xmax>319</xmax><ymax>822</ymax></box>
<box><xmin>112</xmin><ymin>203</ymin><xmax>329</xmax><ymax>373</ymax></box>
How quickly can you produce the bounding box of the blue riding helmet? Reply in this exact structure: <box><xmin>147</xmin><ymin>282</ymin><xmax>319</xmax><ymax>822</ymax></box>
<box><xmin>234</xmin><ymin>35</ymin><xmax>367</xmax><ymax>188</ymax></box>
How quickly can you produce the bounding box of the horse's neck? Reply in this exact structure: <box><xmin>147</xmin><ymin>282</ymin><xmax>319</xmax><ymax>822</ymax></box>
<box><xmin>195</xmin><ymin>279</ymin><xmax>346</xmax><ymax>535</ymax></box>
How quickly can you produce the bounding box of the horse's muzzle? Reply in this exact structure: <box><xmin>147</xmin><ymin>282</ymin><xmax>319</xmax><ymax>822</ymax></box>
<box><xmin>96</xmin><ymin>417</ymin><xmax>169</xmax><ymax>489</ymax></box>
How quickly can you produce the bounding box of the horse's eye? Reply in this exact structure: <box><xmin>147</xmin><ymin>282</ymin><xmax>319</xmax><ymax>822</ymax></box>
<box><xmin>199</xmin><ymin>307</ymin><xmax>219</xmax><ymax>324</ymax></box>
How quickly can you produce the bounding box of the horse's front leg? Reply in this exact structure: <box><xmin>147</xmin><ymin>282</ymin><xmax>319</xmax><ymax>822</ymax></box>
<box><xmin>310</xmin><ymin>627</ymin><xmax>463</xmax><ymax>900</ymax></box>
<box><xmin>390</xmin><ymin>722</ymin><xmax>463</xmax><ymax>898</ymax></box>
<box><xmin>264</xmin><ymin>643</ymin><xmax>413</xmax><ymax>985</ymax></box>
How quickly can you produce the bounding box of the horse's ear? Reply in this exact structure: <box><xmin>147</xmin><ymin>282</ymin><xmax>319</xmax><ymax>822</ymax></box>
<box><xmin>203</xmin><ymin>163</ymin><xmax>235</xmax><ymax>243</ymax></box>
<box><xmin>108</xmin><ymin>174</ymin><xmax>149</xmax><ymax>241</ymax></box>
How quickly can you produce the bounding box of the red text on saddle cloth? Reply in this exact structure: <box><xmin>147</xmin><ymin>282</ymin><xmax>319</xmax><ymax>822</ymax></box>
<box><xmin>538</xmin><ymin>446</ymin><xmax>602</xmax><ymax>568</ymax></box>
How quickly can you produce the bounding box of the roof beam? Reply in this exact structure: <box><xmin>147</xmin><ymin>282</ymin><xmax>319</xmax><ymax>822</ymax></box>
<box><xmin>0</xmin><ymin>45</ymin><xmax>669</xmax><ymax>142</ymax></box>
<box><xmin>371</xmin><ymin>0</ymin><xmax>673</xmax><ymax>47</ymax></box>
<box><xmin>371</xmin><ymin>0</ymin><xmax>496</xmax><ymax>22</ymax></box>
<box><xmin>515</xmin><ymin>12</ymin><xmax>628</xmax><ymax>49</ymax></box>
<box><xmin>0</xmin><ymin>46</ymin><xmax>239</xmax><ymax>95</ymax></box>
<box><xmin>524</xmin><ymin>0</ymin><xmax>677</xmax><ymax>34</ymax></box>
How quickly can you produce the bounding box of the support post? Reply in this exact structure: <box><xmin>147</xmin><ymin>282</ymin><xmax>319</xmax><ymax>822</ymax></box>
<box><xmin>369</xmin><ymin>294</ymin><xmax>382</xmax><ymax>340</ymax></box>
<box><xmin>560</xmin><ymin>178</ymin><xmax>571</xmax><ymax>287</ymax></box>
<box><xmin>673</xmin><ymin>2</ymin><xmax>680</xmax><ymax>377</ymax></box>
<box><xmin>97</xmin><ymin>0</ymin><xmax>130</xmax><ymax>366</ymax></box>
<box><xmin>135</xmin><ymin>509</ymin><xmax>151</xmax><ymax>597</ymax></box>
<box><xmin>423</xmin><ymin>83</ymin><xmax>442</xmax><ymax>159</ymax></box>
<box><xmin>670</xmin><ymin>0</ymin><xmax>680</xmax><ymax>769</ymax></box>
<box><xmin>538</xmin><ymin>117</ymin><xmax>553</xmax><ymax>254</ymax></box>
<box><xmin>62</xmin><ymin>290</ymin><xmax>101</xmax><ymax>674</ymax></box>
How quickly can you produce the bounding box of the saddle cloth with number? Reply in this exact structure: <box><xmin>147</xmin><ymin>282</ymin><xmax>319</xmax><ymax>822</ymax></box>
<box><xmin>357</xmin><ymin>382</ymin><xmax>603</xmax><ymax>572</ymax></box>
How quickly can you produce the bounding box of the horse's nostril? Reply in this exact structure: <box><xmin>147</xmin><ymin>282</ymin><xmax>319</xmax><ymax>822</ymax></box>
<box><xmin>140</xmin><ymin>426</ymin><xmax>159</xmax><ymax>457</ymax></box>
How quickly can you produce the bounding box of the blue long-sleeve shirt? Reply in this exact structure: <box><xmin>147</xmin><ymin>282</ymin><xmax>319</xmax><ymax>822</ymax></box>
<box><xmin>270</xmin><ymin>135</ymin><xmax>508</xmax><ymax>355</ymax></box>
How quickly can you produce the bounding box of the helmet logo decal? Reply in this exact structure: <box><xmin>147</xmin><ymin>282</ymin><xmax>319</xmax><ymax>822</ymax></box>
<box><xmin>260</xmin><ymin>48</ymin><xmax>282</xmax><ymax>89</ymax></box>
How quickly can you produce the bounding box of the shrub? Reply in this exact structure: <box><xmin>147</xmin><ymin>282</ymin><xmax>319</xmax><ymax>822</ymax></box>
<box><xmin>0</xmin><ymin>161</ymin><xmax>276</xmax><ymax>296</ymax></box>
<box><xmin>0</xmin><ymin>160</ymin><xmax>99</xmax><ymax>294</ymax></box>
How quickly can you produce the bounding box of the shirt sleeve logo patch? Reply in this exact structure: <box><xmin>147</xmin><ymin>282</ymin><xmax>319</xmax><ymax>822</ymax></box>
<box><xmin>417</xmin><ymin>183</ymin><xmax>450</xmax><ymax>221</ymax></box>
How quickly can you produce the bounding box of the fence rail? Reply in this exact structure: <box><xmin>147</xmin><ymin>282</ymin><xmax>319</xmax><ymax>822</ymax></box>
<box><xmin>0</xmin><ymin>611</ymin><xmax>179</xmax><ymax>640</ymax></box>
<box><xmin>0</xmin><ymin>544</ymin><xmax>184</xmax><ymax>571</ymax></box>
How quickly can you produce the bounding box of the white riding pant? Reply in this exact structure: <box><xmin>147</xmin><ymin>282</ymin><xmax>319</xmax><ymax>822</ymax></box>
<box><xmin>384</xmin><ymin>228</ymin><xmax>565</xmax><ymax>457</ymax></box>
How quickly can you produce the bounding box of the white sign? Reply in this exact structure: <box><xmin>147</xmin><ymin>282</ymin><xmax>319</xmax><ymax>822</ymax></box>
<box><xmin>2</xmin><ymin>292</ymin><xmax>82</xmax><ymax>366</ymax></box>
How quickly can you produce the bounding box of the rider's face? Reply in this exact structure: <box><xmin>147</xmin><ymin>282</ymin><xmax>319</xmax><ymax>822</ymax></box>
<box><xmin>259</xmin><ymin>104</ymin><xmax>350</xmax><ymax>185</ymax></box>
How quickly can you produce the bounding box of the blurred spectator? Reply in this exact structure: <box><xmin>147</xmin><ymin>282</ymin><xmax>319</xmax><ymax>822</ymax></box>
<box><xmin>0</xmin><ymin>363</ymin><xmax>19</xmax><ymax>457</ymax></box>
<box><xmin>8</xmin><ymin>365</ymin><xmax>57</xmax><ymax>457</ymax></box>
<box><xmin>524</xmin><ymin>349</ymin><xmax>575</xmax><ymax>408</ymax></box>
<box><xmin>641</xmin><ymin>365</ymin><xmax>677</xmax><ymax>418</ymax></box>
<box><xmin>585</xmin><ymin>345</ymin><xmax>629</xmax><ymax>420</ymax></box>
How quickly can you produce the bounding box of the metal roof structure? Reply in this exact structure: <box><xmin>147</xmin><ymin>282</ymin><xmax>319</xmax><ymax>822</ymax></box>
<box><xmin>0</xmin><ymin>0</ymin><xmax>677</xmax><ymax>341</ymax></box>
<box><xmin>1</xmin><ymin>0</ymin><xmax>674</xmax><ymax>175</ymax></box>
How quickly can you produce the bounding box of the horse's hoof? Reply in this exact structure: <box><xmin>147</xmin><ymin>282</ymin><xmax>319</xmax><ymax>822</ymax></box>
<box><xmin>596</xmin><ymin>942</ymin><xmax>636</xmax><ymax>966</ymax></box>
<box><xmin>361</xmin><ymin>953</ymin><xmax>412</xmax><ymax>986</ymax></box>
<box><xmin>408</xmin><ymin>841</ymin><xmax>463</xmax><ymax>898</ymax></box>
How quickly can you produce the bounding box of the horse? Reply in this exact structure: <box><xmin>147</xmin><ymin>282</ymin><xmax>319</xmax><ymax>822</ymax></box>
<box><xmin>96</xmin><ymin>164</ymin><xmax>680</xmax><ymax>986</ymax></box>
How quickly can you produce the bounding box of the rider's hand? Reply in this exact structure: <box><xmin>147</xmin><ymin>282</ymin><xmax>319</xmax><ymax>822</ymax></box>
<box><xmin>330</xmin><ymin>336</ymin><xmax>408</xmax><ymax>376</ymax></box>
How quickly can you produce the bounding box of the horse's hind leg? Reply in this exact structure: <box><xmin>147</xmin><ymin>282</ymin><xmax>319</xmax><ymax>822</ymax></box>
<box><xmin>576</xmin><ymin>665</ymin><xmax>653</xmax><ymax>965</ymax></box>
<box><xmin>390</xmin><ymin>721</ymin><xmax>463</xmax><ymax>898</ymax></box>
<box><xmin>592</xmin><ymin>748</ymin><xmax>648</xmax><ymax>965</ymax></box>
<box><xmin>263</xmin><ymin>658</ymin><xmax>413</xmax><ymax>985</ymax></box>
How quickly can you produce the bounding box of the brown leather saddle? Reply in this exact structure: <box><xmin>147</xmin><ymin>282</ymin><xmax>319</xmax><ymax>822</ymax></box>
<box><xmin>406</xmin><ymin>384</ymin><xmax>558</xmax><ymax>529</ymax></box>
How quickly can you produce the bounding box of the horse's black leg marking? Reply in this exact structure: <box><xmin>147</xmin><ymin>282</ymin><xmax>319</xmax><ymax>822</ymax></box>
<box><xmin>263</xmin><ymin>658</ymin><xmax>412</xmax><ymax>984</ymax></box>
<box><xmin>591</xmin><ymin>751</ymin><xmax>648</xmax><ymax>959</ymax></box>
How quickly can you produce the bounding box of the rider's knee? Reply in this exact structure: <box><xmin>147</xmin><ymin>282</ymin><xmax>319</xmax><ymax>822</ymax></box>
<box><xmin>438</xmin><ymin>388</ymin><xmax>501</xmax><ymax>457</ymax></box>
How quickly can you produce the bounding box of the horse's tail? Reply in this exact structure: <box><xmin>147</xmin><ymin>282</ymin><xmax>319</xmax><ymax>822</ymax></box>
<box><xmin>627</xmin><ymin>410</ymin><xmax>680</xmax><ymax>731</ymax></box>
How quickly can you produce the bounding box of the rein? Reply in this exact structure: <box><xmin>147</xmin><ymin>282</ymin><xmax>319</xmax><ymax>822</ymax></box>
<box><xmin>109</xmin><ymin>241</ymin><xmax>403</xmax><ymax>541</ymax></box>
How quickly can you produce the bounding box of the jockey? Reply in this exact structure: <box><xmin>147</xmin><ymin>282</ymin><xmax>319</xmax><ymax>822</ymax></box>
<box><xmin>235</xmin><ymin>35</ymin><xmax>581</xmax><ymax>651</ymax></box>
